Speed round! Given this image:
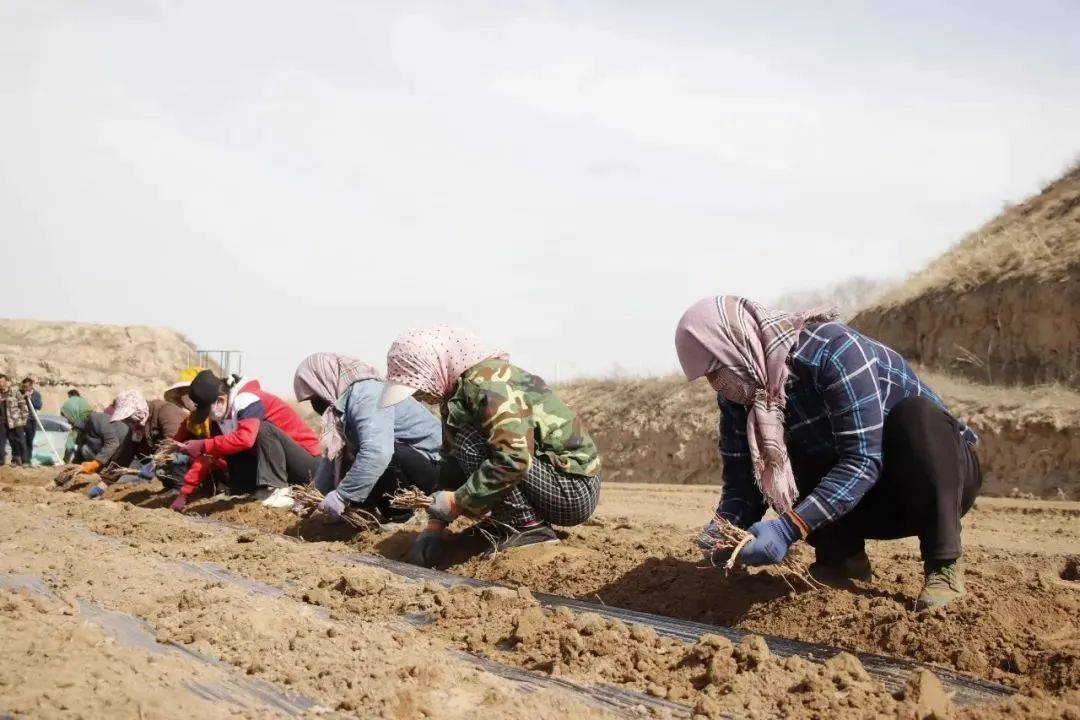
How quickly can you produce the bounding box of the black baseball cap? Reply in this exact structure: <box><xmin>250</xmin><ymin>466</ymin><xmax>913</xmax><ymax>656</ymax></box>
<box><xmin>188</xmin><ymin>370</ymin><xmax>225</xmax><ymax>422</ymax></box>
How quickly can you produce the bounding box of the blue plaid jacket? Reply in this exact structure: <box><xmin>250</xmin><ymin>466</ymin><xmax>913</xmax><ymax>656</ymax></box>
<box><xmin>716</xmin><ymin>321</ymin><xmax>978</xmax><ymax>531</ymax></box>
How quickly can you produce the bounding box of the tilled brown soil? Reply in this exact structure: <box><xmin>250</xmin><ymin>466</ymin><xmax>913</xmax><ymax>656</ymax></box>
<box><xmin>4</xmin><ymin>467</ymin><xmax>1079</xmax><ymax>719</ymax></box>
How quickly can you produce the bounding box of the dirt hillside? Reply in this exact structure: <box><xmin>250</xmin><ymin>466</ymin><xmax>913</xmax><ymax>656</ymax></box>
<box><xmin>0</xmin><ymin>318</ymin><xmax>200</xmax><ymax>413</ymax></box>
<box><xmin>852</xmin><ymin>162</ymin><xmax>1080</xmax><ymax>387</ymax></box>
<box><xmin>560</xmin><ymin>371</ymin><xmax>1080</xmax><ymax>500</ymax></box>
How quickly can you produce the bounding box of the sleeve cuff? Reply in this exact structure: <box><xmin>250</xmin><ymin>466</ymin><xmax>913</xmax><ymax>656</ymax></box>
<box><xmin>793</xmin><ymin>495</ymin><xmax>830</xmax><ymax>532</ymax></box>
<box><xmin>453</xmin><ymin>486</ymin><xmax>486</xmax><ymax>518</ymax></box>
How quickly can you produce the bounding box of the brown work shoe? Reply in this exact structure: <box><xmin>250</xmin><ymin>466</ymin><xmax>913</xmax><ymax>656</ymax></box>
<box><xmin>916</xmin><ymin>559</ymin><xmax>964</xmax><ymax>610</ymax></box>
<box><xmin>809</xmin><ymin>550</ymin><xmax>874</xmax><ymax>585</ymax></box>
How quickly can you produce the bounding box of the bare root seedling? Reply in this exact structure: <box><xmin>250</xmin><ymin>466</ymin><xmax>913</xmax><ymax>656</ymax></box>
<box><xmin>388</xmin><ymin>487</ymin><xmax>522</xmax><ymax>558</ymax></box>
<box><xmin>291</xmin><ymin>484</ymin><xmax>384</xmax><ymax>531</ymax></box>
<box><xmin>388</xmin><ymin>487</ymin><xmax>434</xmax><ymax>511</ymax></box>
<box><xmin>52</xmin><ymin>464</ymin><xmax>86</xmax><ymax>490</ymax></box>
<box><xmin>99</xmin><ymin>461</ymin><xmax>138</xmax><ymax>484</ymax></box>
<box><xmin>700</xmin><ymin>518</ymin><xmax>825</xmax><ymax>592</ymax></box>
<box><xmin>152</xmin><ymin>439</ymin><xmax>185</xmax><ymax>466</ymax></box>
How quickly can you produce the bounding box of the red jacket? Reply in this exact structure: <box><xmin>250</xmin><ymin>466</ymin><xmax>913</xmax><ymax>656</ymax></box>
<box><xmin>176</xmin><ymin>378</ymin><xmax>319</xmax><ymax>495</ymax></box>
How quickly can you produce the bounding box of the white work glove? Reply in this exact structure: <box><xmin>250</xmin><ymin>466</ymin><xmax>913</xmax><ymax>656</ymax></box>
<box><xmin>427</xmin><ymin>490</ymin><xmax>461</xmax><ymax>523</ymax></box>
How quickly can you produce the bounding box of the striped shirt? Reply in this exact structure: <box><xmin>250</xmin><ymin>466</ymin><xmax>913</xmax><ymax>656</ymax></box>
<box><xmin>716</xmin><ymin>321</ymin><xmax>978</xmax><ymax>531</ymax></box>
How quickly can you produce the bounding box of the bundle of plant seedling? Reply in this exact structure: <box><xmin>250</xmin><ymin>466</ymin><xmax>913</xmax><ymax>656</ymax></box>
<box><xmin>291</xmin><ymin>483</ymin><xmax>383</xmax><ymax>531</ymax></box>
<box><xmin>152</xmin><ymin>439</ymin><xmax>185</xmax><ymax>466</ymax></box>
<box><xmin>97</xmin><ymin>439</ymin><xmax>188</xmax><ymax>487</ymax></box>
<box><xmin>52</xmin><ymin>464</ymin><xmax>87</xmax><ymax>489</ymax></box>
<box><xmin>699</xmin><ymin>517</ymin><xmax>825</xmax><ymax>591</ymax></box>
<box><xmin>388</xmin><ymin>487</ymin><xmax>434</xmax><ymax>511</ymax></box>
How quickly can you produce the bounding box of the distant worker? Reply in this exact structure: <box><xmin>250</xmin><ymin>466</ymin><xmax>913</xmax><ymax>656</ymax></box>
<box><xmin>380</xmin><ymin>326</ymin><xmax>602</xmax><ymax>567</ymax></box>
<box><xmin>0</xmin><ymin>374</ymin><xmax>29</xmax><ymax>466</ymax></box>
<box><xmin>20</xmin><ymin>377</ymin><xmax>43</xmax><ymax>465</ymax></box>
<box><xmin>67</xmin><ymin>389</ymin><xmax>81</xmax><ymax>398</ymax></box>
<box><xmin>170</xmin><ymin>370</ymin><xmax>320</xmax><ymax>512</ymax></box>
<box><xmin>58</xmin><ymin>393</ymin><xmax>130</xmax><ymax>476</ymax></box>
<box><xmin>293</xmin><ymin>353</ymin><xmax>442</xmax><ymax>524</ymax></box>
<box><xmin>675</xmin><ymin>295</ymin><xmax>981</xmax><ymax>610</ymax></box>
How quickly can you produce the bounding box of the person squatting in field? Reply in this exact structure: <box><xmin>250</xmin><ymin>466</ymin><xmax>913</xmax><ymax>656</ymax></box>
<box><xmin>293</xmin><ymin>353</ymin><xmax>442</xmax><ymax>523</ymax></box>
<box><xmin>59</xmin><ymin>394</ymin><xmax>130</xmax><ymax>475</ymax></box>
<box><xmin>675</xmin><ymin>295</ymin><xmax>981</xmax><ymax>610</ymax></box>
<box><xmin>379</xmin><ymin>326</ymin><xmax>602</xmax><ymax>567</ymax></box>
<box><xmin>82</xmin><ymin>389</ymin><xmax>191</xmax><ymax>499</ymax></box>
<box><xmin>169</xmin><ymin>370</ymin><xmax>320</xmax><ymax>512</ymax></box>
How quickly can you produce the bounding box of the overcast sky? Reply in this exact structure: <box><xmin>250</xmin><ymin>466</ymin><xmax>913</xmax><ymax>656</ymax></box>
<box><xmin>2</xmin><ymin>1</ymin><xmax>1078</xmax><ymax>394</ymax></box>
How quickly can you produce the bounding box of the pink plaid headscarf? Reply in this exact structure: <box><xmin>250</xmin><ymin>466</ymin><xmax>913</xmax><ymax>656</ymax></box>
<box><xmin>386</xmin><ymin>326</ymin><xmax>508</xmax><ymax>400</ymax></box>
<box><xmin>675</xmin><ymin>296</ymin><xmax>835</xmax><ymax>513</ymax></box>
<box><xmin>108</xmin><ymin>390</ymin><xmax>150</xmax><ymax>426</ymax></box>
<box><xmin>293</xmin><ymin>353</ymin><xmax>383</xmax><ymax>464</ymax></box>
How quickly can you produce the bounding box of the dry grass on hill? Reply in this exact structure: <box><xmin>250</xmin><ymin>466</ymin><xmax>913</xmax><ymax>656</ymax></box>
<box><xmin>873</xmin><ymin>160</ymin><xmax>1080</xmax><ymax>309</ymax></box>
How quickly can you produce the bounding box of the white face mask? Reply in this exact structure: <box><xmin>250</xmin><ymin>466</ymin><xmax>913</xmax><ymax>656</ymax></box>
<box><xmin>210</xmin><ymin>398</ymin><xmax>228</xmax><ymax>422</ymax></box>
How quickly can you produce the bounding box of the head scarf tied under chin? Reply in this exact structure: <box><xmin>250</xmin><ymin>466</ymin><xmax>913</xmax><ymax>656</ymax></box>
<box><xmin>108</xmin><ymin>390</ymin><xmax>150</xmax><ymax>427</ymax></box>
<box><xmin>293</xmin><ymin>354</ymin><xmax>383</xmax><ymax>467</ymax></box>
<box><xmin>675</xmin><ymin>295</ymin><xmax>836</xmax><ymax>513</ymax></box>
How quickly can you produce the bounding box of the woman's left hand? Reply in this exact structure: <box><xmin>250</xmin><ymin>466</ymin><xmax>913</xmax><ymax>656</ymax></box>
<box><xmin>737</xmin><ymin>517</ymin><xmax>800</xmax><ymax>566</ymax></box>
<box><xmin>318</xmin><ymin>490</ymin><xmax>347</xmax><ymax>518</ymax></box>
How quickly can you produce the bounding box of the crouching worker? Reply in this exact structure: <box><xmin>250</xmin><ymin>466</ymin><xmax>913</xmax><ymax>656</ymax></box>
<box><xmin>58</xmin><ymin>395</ymin><xmax>130</xmax><ymax>480</ymax></box>
<box><xmin>675</xmin><ymin>295</ymin><xmax>981</xmax><ymax>610</ymax></box>
<box><xmin>83</xmin><ymin>389</ymin><xmax>190</xmax><ymax>497</ymax></box>
<box><xmin>294</xmin><ymin>353</ymin><xmax>442</xmax><ymax>524</ymax></box>
<box><xmin>170</xmin><ymin>371</ymin><xmax>320</xmax><ymax>512</ymax></box>
<box><xmin>379</xmin><ymin>326</ymin><xmax>602</xmax><ymax>567</ymax></box>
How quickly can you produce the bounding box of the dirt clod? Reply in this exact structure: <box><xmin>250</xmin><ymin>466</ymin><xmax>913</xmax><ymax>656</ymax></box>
<box><xmin>904</xmin><ymin>668</ymin><xmax>955</xmax><ymax>719</ymax></box>
<box><xmin>733</xmin><ymin>635</ymin><xmax>772</xmax><ymax>670</ymax></box>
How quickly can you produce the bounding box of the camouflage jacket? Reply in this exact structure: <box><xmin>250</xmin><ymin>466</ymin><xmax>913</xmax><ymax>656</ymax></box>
<box><xmin>444</xmin><ymin>359</ymin><xmax>600</xmax><ymax>516</ymax></box>
<box><xmin>1</xmin><ymin>388</ymin><xmax>29</xmax><ymax>429</ymax></box>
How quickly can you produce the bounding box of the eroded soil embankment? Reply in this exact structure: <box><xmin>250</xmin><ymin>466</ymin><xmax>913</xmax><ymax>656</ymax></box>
<box><xmin>852</xmin><ymin>274</ymin><xmax>1080</xmax><ymax>389</ymax></box>
<box><xmin>558</xmin><ymin>376</ymin><xmax>1080</xmax><ymax>499</ymax></box>
<box><xmin>9</xmin><ymin>478</ymin><xmax>1072</xmax><ymax>719</ymax></box>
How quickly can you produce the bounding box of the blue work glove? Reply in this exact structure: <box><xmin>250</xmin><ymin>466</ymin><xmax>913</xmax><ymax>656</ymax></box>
<box><xmin>87</xmin><ymin>482</ymin><xmax>106</xmax><ymax>500</ymax></box>
<box><xmin>138</xmin><ymin>459</ymin><xmax>156</xmax><ymax>480</ymax></box>
<box><xmin>172</xmin><ymin>453</ymin><xmax>191</xmax><ymax>469</ymax></box>
<box><xmin>318</xmin><ymin>489</ymin><xmax>347</xmax><ymax>518</ymax></box>
<box><xmin>737</xmin><ymin>516</ymin><xmax>802</xmax><ymax>567</ymax></box>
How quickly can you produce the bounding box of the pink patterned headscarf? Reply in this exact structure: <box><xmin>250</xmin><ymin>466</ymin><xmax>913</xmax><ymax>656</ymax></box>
<box><xmin>386</xmin><ymin>326</ymin><xmax>508</xmax><ymax>400</ymax></box>
<box><xmin>675</xmin><ymin>296</ymin><xmax>835</xmax><ymax>513</ymax></box>
<box><xmin>293</xmin><ymin>353</ymin><xmax>383</xmax><ymax>463</ymax></box>
<box><xmin>108</xmin><ymin>390</ymin><xmax>150</xmax><ymax>426</ymax></box>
